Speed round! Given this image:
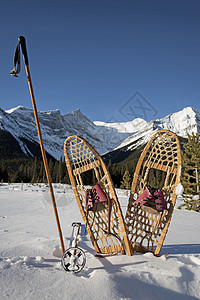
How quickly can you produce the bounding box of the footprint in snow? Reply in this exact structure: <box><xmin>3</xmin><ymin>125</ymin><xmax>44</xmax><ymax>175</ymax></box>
<box><xmin>176</xmin><ymin>254</ymin><xmax>200</xmax><ymax>267</ymax></box>
<box><xmin>1</xmin><ymin>256</ymin><xmax>59</xmax><ymax>270</ymax></box>
<box><xmin>190</xmin><ymin>255</ymin><xmax>200</xmax><ymax>266</ymax></box>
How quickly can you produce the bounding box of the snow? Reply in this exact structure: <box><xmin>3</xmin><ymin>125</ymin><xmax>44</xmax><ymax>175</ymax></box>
<box><xmin>114</xmin><ymin>106</ymin><xmax>200</xmax><ymax>152</ymax></box>
<box><xmin>94</xmin><ymin>118</ymin><xmax>147</xmax><ymax>133</ymax></box>
<box><xmin>0</xmin><ymin>106</ymin><xmax>135</xmax><ymax>158</ymax></box>
<box><xmin>5</xmin><ymin>106</ymin><xmax>30</xmax><ymax>114</ymax></box>
<box><xmin>1</xmin><ymin>105</ymin><xmax>200</xmax><ymax>159</ymax></box>
<box><xmin>0</xmin><ymin>183</ymin><xmax>200</xmax><ymax>299</ymax></box>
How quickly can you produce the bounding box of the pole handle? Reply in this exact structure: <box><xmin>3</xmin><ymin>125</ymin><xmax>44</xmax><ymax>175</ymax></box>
<box><xmin>18</xmin><ymin>36</ymin><xmax>29</xmax><ymax>66</ymax></box>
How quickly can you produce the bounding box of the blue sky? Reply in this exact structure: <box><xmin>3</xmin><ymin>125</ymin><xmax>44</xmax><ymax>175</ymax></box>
<box><xmin>1</xmin><ymin>0</ymin><xmax>200</xmax><ymax>122</ymax></box>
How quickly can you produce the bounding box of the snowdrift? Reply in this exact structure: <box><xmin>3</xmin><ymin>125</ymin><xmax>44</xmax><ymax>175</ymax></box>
<box><xmin>0</xmin><ymin>183</ymin><xmax>200</xmax><ymax>299</ymax></box>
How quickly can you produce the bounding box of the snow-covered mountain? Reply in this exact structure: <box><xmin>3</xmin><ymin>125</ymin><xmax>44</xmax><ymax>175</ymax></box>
<box><xmin>113</xmin><ymin>106</ymin><xmax>200</xmax><ymax>152</ymax></box>
<box><xmin>0</xmin><ymin>106</ymin><xmax>138</xmax><ymax>159</ymax></box>
<box><xmin>0</xmin><ymin>106</ymin><xmax>199</xmax><ymax>160</ymax></box>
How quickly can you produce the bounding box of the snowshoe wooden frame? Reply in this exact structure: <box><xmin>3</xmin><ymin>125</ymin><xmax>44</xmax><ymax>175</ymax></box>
<box><xmin>64</xmin><ymin>136</ymin><xmax>132</xmax><ymax>256</ymax></box>
<box><xmin>125</xmin><ymin>130</ymin><xmax>181</xmax><ymax>256</ymax></box>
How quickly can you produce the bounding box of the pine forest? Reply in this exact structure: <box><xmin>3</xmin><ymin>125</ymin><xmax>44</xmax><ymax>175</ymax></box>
<box><xmin>0</xmin><ymin>133</ymin><xmax>200</xmax><ymax>211</ymax></box>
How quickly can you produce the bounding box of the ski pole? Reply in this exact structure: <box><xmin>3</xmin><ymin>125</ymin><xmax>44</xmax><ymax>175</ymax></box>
<box><xmin>10</xmin><ymin>36</ymin><xmax>65</xmax><ymax>255</ymax></box>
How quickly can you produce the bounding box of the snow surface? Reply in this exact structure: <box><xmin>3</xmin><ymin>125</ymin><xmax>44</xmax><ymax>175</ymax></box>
<box><xmin>0</xmin><ymin>183</ymin><xmax>200</xmax><ymax>300</ymax></box>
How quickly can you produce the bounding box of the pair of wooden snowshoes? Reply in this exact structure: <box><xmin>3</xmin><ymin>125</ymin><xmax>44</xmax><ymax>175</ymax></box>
<box><xmin>64</xmin><ymin>130</ymin><xmax>181</xmax><ymax>257</ymax></box>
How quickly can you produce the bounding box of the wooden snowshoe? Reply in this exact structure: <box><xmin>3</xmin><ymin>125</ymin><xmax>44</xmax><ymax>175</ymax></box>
<box><xmin>125</xmin><ymin>130</ymin><xmax>182</xmax><ymax>256</ymax></box>
<box><xmin>64</xmin><ymin>135</ymin><xmax>132</xmax><ymax>256</ymax></box>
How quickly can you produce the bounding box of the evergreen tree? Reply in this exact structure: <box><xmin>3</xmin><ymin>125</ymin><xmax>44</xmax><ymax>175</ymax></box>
<box><xmin>31</xmin><ymin>157</ymin><xmax>38</xmax><ymax>183</ymax></box>
<box><xmin>38</xmin><ymin>161</ymin><xmax>44</xmax><ymax>183</ymax></box>
<box><xmin>0</xmin><ymin>165</ymin><xmax>8</xmax><ymax>182</ymax></box>
<box><xmin>58</xmin><ymin>157</ymin><xmax>65</xmax><ymax>183</ymax></box>
<box><xmin>120</xmin><ymin>170</ymin><xmax>131</xmax><ymax>189</ymax></box>
<box><xmin>48</xmin><ymin>159</ymin><xmax>54</xmax><ymax>182</ymax></box>
<box><xmin>180</xmin><ymin>133</ymin><xmax>200</xmax><ymax>212</ymax></box>
<box><xmin>107</xmin><ymin>159</ymin><xmax>112</xmax><ymax>174</ymax></box>
<box><xmin>52</xmin><ymin>160</ymin><xmax>59</xmax><ymax>182</ymax></box>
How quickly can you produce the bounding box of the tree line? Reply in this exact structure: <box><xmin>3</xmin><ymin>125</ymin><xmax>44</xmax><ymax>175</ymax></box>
<box><xmin>0</xmin><ymin>133</ymin><xmax>200</xmax><ymax>212</ymax></box>
<box><xmin>179</xmin><ymin>133</ymin><xmax>200</xmax><ymax>212</ymax></box>
<box><xmin>0</xmin><ymin>157</ymin><xmax>69</xmax><ymax>184</ymax></box>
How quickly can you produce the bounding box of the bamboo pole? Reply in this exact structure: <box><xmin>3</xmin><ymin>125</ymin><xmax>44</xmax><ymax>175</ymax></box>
<box><xmin>18</xmin><ymin>36</ymin><xmax>65</xmax><ymax>254</ymax></box>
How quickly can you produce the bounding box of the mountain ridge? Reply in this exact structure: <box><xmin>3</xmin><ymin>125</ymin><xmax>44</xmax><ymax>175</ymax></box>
<box><xmin>113</xmin><ymin>106</ymin><xmax>200</xmax><ymax>152</ymax></box>
<box><xmin>0</xmin><ymin>106</ymin><xmax>199</xmax><ymax>160</ymax></box>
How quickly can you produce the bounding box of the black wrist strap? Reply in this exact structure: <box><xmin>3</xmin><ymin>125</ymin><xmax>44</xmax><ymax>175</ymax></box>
<box><xmin>10</xmin><ymin>41</ymin><xmax>21</xmax><ymax>77</ymax></box>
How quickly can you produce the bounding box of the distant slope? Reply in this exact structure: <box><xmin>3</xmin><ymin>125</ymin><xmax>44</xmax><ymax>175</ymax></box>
<box><xmin>114</xmin><ymin>107</ymin><xmax>200</xmax><ymax>152</ymax></box>
<box><xmin>0</xmin><ymin>106</ymin><xmax>199</xmax><ymax>161</ymax></box>
<box><xmin>0</xmin><ymin>106</ymin><xmax>137</xmax><ymax>159</ymax></box>
<box><xmin>0</xmin><ymin>129</ymin><xmax>26</xmax><ymax>159</ymax></box>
